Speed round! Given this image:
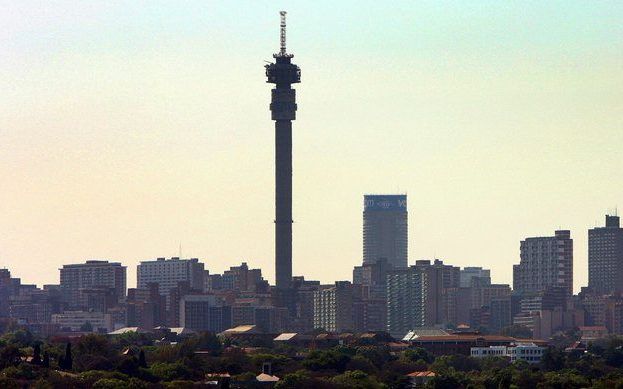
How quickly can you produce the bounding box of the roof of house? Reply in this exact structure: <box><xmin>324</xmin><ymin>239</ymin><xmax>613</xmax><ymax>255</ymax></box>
<box><xmin>256</xmin><ymin>373</ymin><xmax>280</xmax><ymax>382</ymax></box>
<box><xmin>274</xmin><ymin>333</ymin><xmax>298</xmax><ymax>341</ymax></box>
<box><xmin>407</xmin><ymin>371</ymin><xmax>436</xmax><ymax>377</ymax></box>
<box><xmin>168</xmin><ymin>327</ymin><xmax>196</xmax><ymax>336</ymax></box>
<box><xmin>403</xmin><ymin>328</ymin><xmax>450</xmax><ymax>341</ymax></box>
<box><xmin>108</xmin><ymin>327</ymin><xmax>151</xmax><ymax>335</ymax></box>
<box><xmin>219</xmin><ymin>325</ymin><xmax>259</xmax><ymax>336</ymax></box>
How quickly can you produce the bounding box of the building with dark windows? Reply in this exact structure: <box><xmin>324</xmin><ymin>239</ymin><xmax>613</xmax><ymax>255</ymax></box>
<box><xmin>589</xmin><ymin>215</ymin><xmax>623</xmax><ymax>294</ymax></box>
<box><xmin>513</xmin><ymin>230</ymin><xmax>573</xmax><ymax>295</ymax></box>
<box><xmin>386</xmin><ymin>260</ymin><xmax>454</xmax><ymax>339</ymax></box>
<box><xmin>59</xmin><ymin>260</ymin><xmax>126</xmax><ymax>309</ymax></box>
<box><xmin>313</xmin><ymin>281</ymin><xmax>354</xmax><ymax>332</ymax></box>
<box><xmin>363</xmin><ymin>194</ymin><xmax>408</xmax><ymax>269</ymax></box>
<box><xmin>179</xmin><ymin>294</ymin><xmax>231</xmax><ymax>333</ymax></box>
<box><xmin>137</xmin><ymin>257</ymin><xmax>204</xmax><ymax>304</ymax></box>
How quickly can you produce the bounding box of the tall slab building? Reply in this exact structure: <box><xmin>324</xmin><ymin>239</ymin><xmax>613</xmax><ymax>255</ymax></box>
<box><xmin>513</xmin><ymin>230</ymin><xmax>573</xmax><ymax>295</ymax></box>
<box><xmin>589</xmin><ymin>215</ymin><xmax>623</xmax><ymax>293</ymax></box>
<box><xmin>363</xmin><ymin>194</ymin><xmax>408</xmax><ymax>269</ymax></box>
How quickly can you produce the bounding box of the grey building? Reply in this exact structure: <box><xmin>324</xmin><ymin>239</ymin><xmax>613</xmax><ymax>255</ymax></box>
<box><xmin>59</xmin><ymin>260</ymin><xmax>126</xmax><ymax>309</ymax></box>
<box><xmin>513</xmin><ymin>230</ymin><xmax>573</xmax><ymax>295</ymax></box>
<box><xmin>363</xmin><ymin>194</ymin><xmax>408</xmax><ymax>269</ymax></box>
<box><xmin>589</xmin><ymin>215</ymin><xmax>623</xmax><ymax>294</ymax></box>
<box><xmin>460</xmin><ymin>267</ymin><xmax>491</xmax><ymax>288</ymax></box>
<box><xmin>179</xmin><ymin>294</ymin><xmax>231</xmax><ymax>333</ymax></box>
<box><xmin>386</xmin><ymin>260</ymin><xmax>456</xmax><ymax>339</ymax></box>
<box><xmin>137</xmin><ymin>257</ymin><xmax>204</xmax><ymax>301</ymax></box>
<box><xmin>313</xmin><ymin>281</ymin><xmax>354</xmax><ymax>332</ymax></box>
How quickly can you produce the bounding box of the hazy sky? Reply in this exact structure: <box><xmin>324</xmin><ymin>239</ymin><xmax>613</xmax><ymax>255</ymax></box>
<box><xmin>1</xmin><ymin>1</ymin><xmax>621</xmax><ymax>292</ymax></box>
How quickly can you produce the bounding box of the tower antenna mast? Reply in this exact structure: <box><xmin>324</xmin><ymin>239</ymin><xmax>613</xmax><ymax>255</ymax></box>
<box><xmin>280</xmin><ymin>11</ymin><xmax>287</xmax><ymax>56</ymax></box>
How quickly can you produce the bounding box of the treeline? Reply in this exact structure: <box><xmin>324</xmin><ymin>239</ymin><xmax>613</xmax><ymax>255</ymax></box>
<box><xmin>2</xmin><ymin>329</ymin><xmax>623</xmax><ymax>388</ymax></box>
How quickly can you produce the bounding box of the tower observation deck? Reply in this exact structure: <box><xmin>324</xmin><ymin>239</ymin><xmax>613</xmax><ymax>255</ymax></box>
<box><xmin>265</xmin><ymin>11</ymin><xmax>300</xmax><ymax>290</ymax></box>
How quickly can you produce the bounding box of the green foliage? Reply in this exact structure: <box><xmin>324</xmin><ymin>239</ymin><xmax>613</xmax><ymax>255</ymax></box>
<box><xmin>0</xmin><ymin>345</ymin><xmax>22</xmax><ymax>369</ymax></box>
<box><xmin>78</xmin><ymin>370</ymin><xmax>130</xmax><ymax>386</ymax></box>
<box><xmin>92</xmin><ymin>378</ymin><xmax>128</xmax><ymax>389</ymax></box>
<box><xmin>430</xmin><ymin>354</ymin><xmax>480</xmax><ymax>373</ymax></box>
<box><xmin>1</xmin><ymin>329</ymin><xmax>34</xmax><ymax>347</ymax></box>
<box><xmin>275</xmin><ymin>370</ymin><xmax>329</xmax><ymax>389</ymax></box>
<box><xmin>303</xmin><ymin>348</ymin><xmax>353</xmax><ymax>372</ymax></box>
<box><xmin>540</xmin><ymin>369</ymin><xmax>590</xmax><ymax>388</ymax></box>
<box><xmin>330</xmin><ymin>370</ymin><xmax>384</xmax><ymax>389</ymax></box>
<box><xmin>403</xmin><ymin>347</ymin><xmax>434</xmax><ymax>364</ymax></box>
<box><xmin>148</xmin><ymin>362</ymin><xmax>192</xmax><ymax>381</ymax></box>
<box><xmin>501</xmin><ymin>324</ymin><xmax>532</xmax><ymax>339</ymax></box>
<box><xmin>355</xmin><ymin>345</ymin><xmax>392</xmax><ymax>369</ymax></box>
<box><xmin>164</xmin><ymin>380</ymin><xmax>196</xmax><ymax>388</ymax></box>
<box><xmin>138</xmin><ymin>349</ymin><xmax>147</xmax><ymax>368</ymax></box>
<box><xmin>0</xmin><ymin>377</ymin><xmax>19</xmax><ymax>389</ymax></box>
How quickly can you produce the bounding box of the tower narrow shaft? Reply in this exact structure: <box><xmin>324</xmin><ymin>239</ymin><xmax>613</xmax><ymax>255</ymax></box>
<box><xmin>275</xmin><ymin>118</ymin><xmax>293</xmax><ymax>288</ymax></box>
<box><xmin>265</xmin><ymin>12</ymin><xmax>300</xmax><ymax>290</ymax></box>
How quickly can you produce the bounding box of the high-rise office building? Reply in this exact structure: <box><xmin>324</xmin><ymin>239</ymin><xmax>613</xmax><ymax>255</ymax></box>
<box><xmin>386</xmin><ymin>260</ymin><xmax>457</xmax><ymax>338</ymax></box>
<box><xmin>363</xmin><ymin>194</ymin><xmax>408</xmax><ymax>269</ymax></box>
<box><xmin>460</xmin><ymin>267</ymin><xmax>491</xmax><ymax>288</ymax></box>
<box><xmin>59</xmin><ymin>260</ymin><xmax>126</xmax><ymax>309</ymax></box>
<box><xmin>313</xmin><ymin>281</ymin><xmax>354</xmax><ymax>332</ymax></box>
<box><xmin>137</xmin><ymin>257</ymin><xmax>205</xmax><ymax>300</ymax></box>
<box><xmin>589</xmin><ymin>215</ymin><xmax>623</xmax><ymax>294</ymax></box>
<box><xmin>513</xmin><ymin>230</ymin><xmax>573</xmax><ymax>295</ymax></box>
<box><xmin>179</xmin><ymin>294</ymin><xmax>231</xmax><ymax>333</ymax></box>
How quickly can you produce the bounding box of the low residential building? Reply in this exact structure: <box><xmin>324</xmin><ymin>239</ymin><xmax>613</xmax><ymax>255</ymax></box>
<box><xmin>471</xmin><ymin>342</ymin><xmax>545</xmax><ymax>363</ymax></box>
<box><xmin>51</xmin><ymin>311</ymin><xmax>113</xmax><ymax>332</ymax></box>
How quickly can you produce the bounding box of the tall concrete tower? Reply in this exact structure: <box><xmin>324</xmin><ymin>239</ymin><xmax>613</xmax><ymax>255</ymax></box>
<box><xmin>265</xmin><ymin>11</ymin><xmax>301</xmax><ymax>290</ymax></box>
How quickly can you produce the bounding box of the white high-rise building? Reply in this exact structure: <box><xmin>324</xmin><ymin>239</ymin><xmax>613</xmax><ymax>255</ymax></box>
<box><xmin>137</xmin><ymin>257</ymin><xmax>205</xmax><ymax>299</ymax></box>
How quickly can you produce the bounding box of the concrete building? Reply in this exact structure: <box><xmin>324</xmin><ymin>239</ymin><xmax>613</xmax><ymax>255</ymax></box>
<box><xmin>589</xmin><ymin>215</ymin><xmax>623</xmax><ymax>294</ymax></box>
<box><xmin>221</xmin><ymin>262</ymin><xmax>269</xmax><ymax>293</ymax></box>
<box><xmin>179</xmin><ymin>295</ymin><xmax>231</xmax><ymax>333</ymax></box>
<box><xmin>489</xmin><ymin>297</ymin><xmax>512</xmax><ymax>334</ymax></box>
<box><xmin>313</xmin><ymin>281</ymin><xmax>354</xmax><ymax>332</ymax></box>
<box><xmin>387</xmin><ymin>260</ymin><xmax>452</xmax><ymax>339</ymax></box>
<box><xmin>126</xmin><ymin>283</ymin><xmax>166</xmax><ymax>329</ymax></box>
<box><xmin>265</xmin><ymin>12</ymin><xmax>301</xmax><ymax>290</ymax></box>
<box><xmin>471</xmin><ymin>343</ymin><xmax>545</xmax><ymax>363</ymax></box>
<box><xmin>513</xmin><ymin>230</ymin><xmax>573</xmax><ymax>295</ymax></box>
<box><xmin>363</xmin><ymin>195</ymin><xmax>408</xmax><ymax>269</ymax></box>
<box><xmin>460</xmin><ymin>267</ymin><xmax>491</xmax><ymax>288</ymax></box>
<box><xmin>51</xmin><ymin>311</ymin><xmax>113</xmax><ymax>332</ymax></box>
<box><xmin>137</xmin><ymin>257</ymin><xmax>204</xmax><ymax>301</ymax></box>
<box><xmin>59</xmin><ymin>260</ymin><xmax>126</xmax><ymax>309</ymax></box>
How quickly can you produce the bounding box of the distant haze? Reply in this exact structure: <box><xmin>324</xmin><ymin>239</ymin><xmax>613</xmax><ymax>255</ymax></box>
<box><xmin>1</xmin><ymin>1</ymin><xmax>621</xmax><ymax>293</ymax></box>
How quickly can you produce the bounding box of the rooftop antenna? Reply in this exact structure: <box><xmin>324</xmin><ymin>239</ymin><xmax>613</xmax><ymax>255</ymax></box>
<box><xmin>280</xmin><ymin>11</ymin><xmax>287</xmax><ymax>56</ymax></box>
<box><xmin>274</xmin><ymin>11</ymin><xmax>293</xmax><ymax>58</ymax></box>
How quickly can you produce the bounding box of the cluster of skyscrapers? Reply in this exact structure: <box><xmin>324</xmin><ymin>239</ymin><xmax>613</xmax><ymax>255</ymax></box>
<box><xmin>1</xmin><ymin>192</ymin><xmax>621</xmax><ymax>341</ymax></box>
<box><xmin>1</xmin><ymin>14</ymin><xmax>622</xmax><ymax>343</ymax></box>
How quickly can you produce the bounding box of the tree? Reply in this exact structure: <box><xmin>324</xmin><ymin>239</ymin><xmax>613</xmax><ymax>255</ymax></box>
<box><xmin>42</xmin><ymin>351</ymin><xmax>50</xmax><ymax>368</ymax></box>
<box><xmin>138</xmin><ymin>349</ymin><xmax>147</xmax><ymax>368</ymax></box>
<box><xmin>0</xmin><ymin>345</ymin><xmax>22</xmax><ymax>369</ymax></box>
<box><xmin>275</xmin><ymin>370</ymin><xmax>331</xmax><ymax>389</ymax></box>
<box><xmin>330</xmin><ymin>370</ymin><xmax>384</xmax><ymax>389</ymax></box>
<box><xmin>80</xmin><ymin>321</ymin><xmax>93</xmax><ymax>332</ymax></box>
<box><xmin>501</xmin><ymin>324</ymin><xmax>532</xmax><ymax>339</ymax></box>
<box><xmin>61</xmin><ymin>342</ymin><xmax>73</xmax><ymax>370</ymax></box>
<box><xmin>403</xmin><ymin>347</ymin><xmax>434</xmax><ymax>364</ymax></box>
<box><xmin>32</xmin><ymin>344</ymin><xmax>42</xmax><ymax>365</ymax></box>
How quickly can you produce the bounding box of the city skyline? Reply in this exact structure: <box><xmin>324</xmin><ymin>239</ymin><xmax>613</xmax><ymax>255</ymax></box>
<box><xmin>2</xmin><ymin>2</ymin><xmax>622</xmax><ymax>292</ymax></box>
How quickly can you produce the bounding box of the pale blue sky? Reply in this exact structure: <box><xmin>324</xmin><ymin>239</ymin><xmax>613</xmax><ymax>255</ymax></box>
<box><xmin>1</xmin><ymin>1</ymin><xmax>622</xmax><ymax>291</ymax></box>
